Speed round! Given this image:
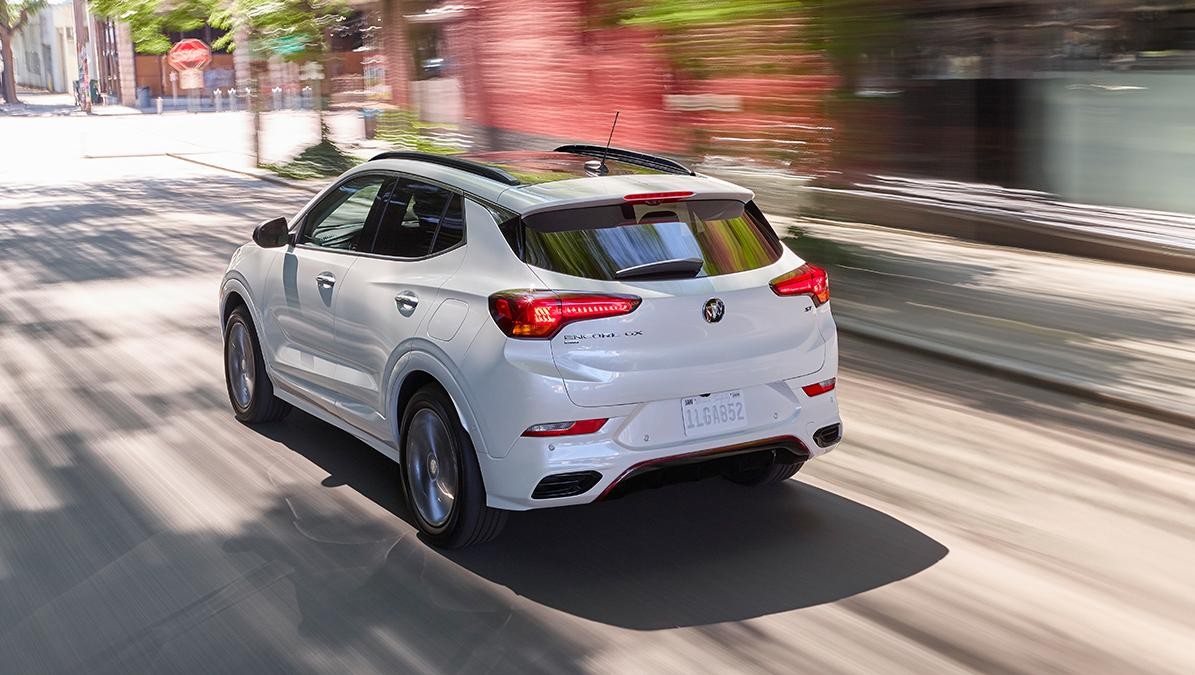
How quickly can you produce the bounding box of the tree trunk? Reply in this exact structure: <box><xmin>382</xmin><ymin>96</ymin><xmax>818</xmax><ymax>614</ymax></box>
<box><xmin>1</xmin><ymin>27</ymin><xmax>20</xmax><ymax>104</ymax></box>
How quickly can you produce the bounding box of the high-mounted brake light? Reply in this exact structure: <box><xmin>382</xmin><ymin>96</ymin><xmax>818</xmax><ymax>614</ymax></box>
<box><xmin>489</xmin><ymin>291</ymin><xmax>641</xmax><ymax>339</ymax></box>
<box><xmin>770</xmin><ymin>264</ymin><xmax>830</xmax><ymax>305</ymax></box>
<box><xmin>522</xmin><ymin>419</ymin><xmax>609</xmax><ymax>437</ymax></box>
<box><xmin>623</xmin><ymin>191</ymin><xmax>694</xmax><ymax>204</ymax></box>
<box><xmin>802</xmin><ymin>378</ymin><xmax>836</xmax><ymax>397</ymax></box>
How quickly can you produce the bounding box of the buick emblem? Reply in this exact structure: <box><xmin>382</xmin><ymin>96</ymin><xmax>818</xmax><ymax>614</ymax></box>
<box><xmin>703</xmin><ymin>298</ymin><xmax>725</xmax><ymax>323</ymax></box>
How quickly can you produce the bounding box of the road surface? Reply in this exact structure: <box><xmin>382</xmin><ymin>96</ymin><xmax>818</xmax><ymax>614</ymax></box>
<box><xmin>1</xmin><ymin>115</ymin><xmax>1193</xmax><ymax>674</ymax></box>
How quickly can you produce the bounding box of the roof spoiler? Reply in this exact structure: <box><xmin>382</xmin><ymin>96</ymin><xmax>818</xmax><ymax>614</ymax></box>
<box><xmin>554</xmin><ymin>145</ymin><xmax>696</xmax><ymax>176</ymax></box>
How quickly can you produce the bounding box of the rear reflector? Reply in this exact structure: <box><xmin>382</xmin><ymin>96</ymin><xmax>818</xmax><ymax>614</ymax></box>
<box><xmin>489</xmin><ymin>290</ymin><xmax>640</xmax><ymax>339</ymax></box>
<box><xmin>523</xmin><ymin>419</ymin><xmax>609</xmax><ymax>437</ymax></box>
<box><xmin>801</xmin><ymin>379</ymin><xmax>836</xmax><ymax>397</ymax></box>
<box><xmin>623</xmin><ymin>191</ymin><xmax>694</xmax><ymax>204</ymax></box>
<box><xmin>770</xmin><ymin>264</ymin><xmax>830</xmax><ymax>305</ymax></box>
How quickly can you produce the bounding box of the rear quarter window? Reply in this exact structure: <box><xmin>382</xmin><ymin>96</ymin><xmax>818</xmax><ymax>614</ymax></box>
<box><xmin>520</xmin><ymin>200</ymin><xmax>782</xmax><ymax>281</ymax></box>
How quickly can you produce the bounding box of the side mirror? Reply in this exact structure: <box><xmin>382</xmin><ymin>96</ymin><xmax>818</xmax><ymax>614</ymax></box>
<box><xmin>252</xmin><ymin>217</ymin><xmax>290</xmax><ymax>248</ymax></box>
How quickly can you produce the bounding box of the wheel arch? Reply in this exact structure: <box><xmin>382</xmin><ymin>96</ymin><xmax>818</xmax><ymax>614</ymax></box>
<box><xmin>219</xmin><ymin>276</ymin><xmax>287</xmax><ymax>386</ymax></box>
<box><xmin>221</xmin><ymin>290</ymin><xmax>248</xmax><ymax>330</ymax></box>
<box><xmin>219</xmin><ymin>276</ymin><xmax>259</xmax><ymax>331</ymax></box>
<box><xmin>388</xmin><ymin>350</ymin><xmax>489</xmax><ymax>459</ymax></box>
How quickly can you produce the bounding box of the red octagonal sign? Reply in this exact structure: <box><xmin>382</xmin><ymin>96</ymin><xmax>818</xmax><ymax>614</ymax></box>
<box><xmin>167</xmin><ymin>39</ymin><xmax>212</xmax><ymax>71</ymax></box>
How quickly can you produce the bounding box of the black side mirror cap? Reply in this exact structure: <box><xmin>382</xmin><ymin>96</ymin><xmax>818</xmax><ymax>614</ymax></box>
<box><xmin>252</xmin><ymin>217</ymin><xmax>290</xmax><ymax>248</ymax></box>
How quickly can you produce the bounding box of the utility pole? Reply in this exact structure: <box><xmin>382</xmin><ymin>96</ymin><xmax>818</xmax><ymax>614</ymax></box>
<box><xmin>252</xmin><ymin>60</ymin><xmax>264</xmax><ymax>166</ymax></box>
<box><xmin>71</xmin><ymin>0</ymin><xmax>91</xmax><ymax>112</ymax></box>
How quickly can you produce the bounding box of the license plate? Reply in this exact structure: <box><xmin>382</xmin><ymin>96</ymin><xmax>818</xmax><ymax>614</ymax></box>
<box><xmin>681</xmin><ymin>390</ymin><xmax>748</xmax><ymax>438</ymax></box>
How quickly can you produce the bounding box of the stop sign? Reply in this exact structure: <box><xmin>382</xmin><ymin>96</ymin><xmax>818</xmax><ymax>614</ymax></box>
<box><xmin>167</xmin><ymin>39</ymin><xmax>212</xmax><ymax>71</ymax></box>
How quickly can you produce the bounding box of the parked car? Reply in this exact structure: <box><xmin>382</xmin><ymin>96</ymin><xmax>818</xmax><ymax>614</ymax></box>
<box><xmin>220</xmin><ymin>146</ymin><xmax>842</xmax><ymax>547</ymax></box>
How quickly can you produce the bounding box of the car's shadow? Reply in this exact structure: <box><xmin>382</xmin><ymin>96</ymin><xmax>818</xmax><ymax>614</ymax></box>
<box><xmin>258</xmin><ymin>411</ymin><xmax>948</xmax><ymax>629</ymax></box>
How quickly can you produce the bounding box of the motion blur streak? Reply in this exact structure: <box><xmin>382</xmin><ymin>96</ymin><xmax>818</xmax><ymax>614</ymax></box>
<box><xmin>3</xmin><ymin>0</ymin><xmax>1195</xmax><ymax>671</ymax></box>
<box><xmin>1</xmin><ymin>111</ymin><xmax>1193</xmax><ymax>673</ymax></box>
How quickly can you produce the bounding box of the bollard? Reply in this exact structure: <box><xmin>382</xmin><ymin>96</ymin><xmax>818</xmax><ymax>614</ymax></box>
<box><xmin>272</xmin><ymin>87</ymin><xmax>282</xmax><ymax>111</ymax></box>
<box><xmin>228</xmin><ymin>88</ymin><xmax>237</xmax><ymax>112</ymax></box>
<box><xmin>214</xmin><ymin>89</ymin><xmax>223</xmax><ymax>112</ymax></box>
<box><xmin>156</xmin><ymin>97</ymin><xmax>163</xmax><ymax>114</ymax></box>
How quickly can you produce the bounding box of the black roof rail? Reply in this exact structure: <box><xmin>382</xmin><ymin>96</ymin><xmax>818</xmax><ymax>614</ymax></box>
<box><xmin>554</xmin><ymin>144</ymin><xmax>696</xmax><ymax>176</ymax></box>
<box><xmin>369</xmin><ymin>151</ymin><xmax>522</xmax><ymax>186</ymax></box>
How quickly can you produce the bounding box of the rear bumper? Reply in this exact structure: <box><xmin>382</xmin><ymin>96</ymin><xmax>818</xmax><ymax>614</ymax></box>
<box><xmin>475</xmin><ymin>374</ymin><xmax>841</xmax><ymax>511</ymax></box>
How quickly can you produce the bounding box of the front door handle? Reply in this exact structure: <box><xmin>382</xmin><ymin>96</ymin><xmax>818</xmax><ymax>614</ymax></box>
<box><xmin>394</xmin><ymin>291</ymin><xmax>419</xmax><ymax>312</ymax></box>
<box><xmin>315</xmin><ymin>272</ymin><xmax>336</xmax><ymax>288</ymax></box>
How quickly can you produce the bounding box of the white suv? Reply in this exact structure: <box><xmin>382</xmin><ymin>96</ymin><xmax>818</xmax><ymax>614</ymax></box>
<box><xmin>220</xmin><ymin>147</ymin><xmax>842</xmax><ymax>547</ymax></box>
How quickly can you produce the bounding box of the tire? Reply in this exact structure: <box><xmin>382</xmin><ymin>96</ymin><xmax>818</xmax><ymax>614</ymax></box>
<box><xmin>724</xmin><ymin>459</ymin><xmax>804</xmax><ymax>487</ymax></box>
<box><xmin>400</xmin><ymin>384</ymin><xmax>507</xmax><ymax>548</ymax></box>
<box><xmin>223</xmin><ymin>306</ymin><xmax>291</xmax><ymax>424</ymax></box>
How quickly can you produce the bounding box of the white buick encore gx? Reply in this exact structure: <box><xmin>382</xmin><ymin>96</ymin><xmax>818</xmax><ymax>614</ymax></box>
<box><xmin>220</xmin><ymin>146</ymin><xmax>842</xmax><ymax>547</ymax></box>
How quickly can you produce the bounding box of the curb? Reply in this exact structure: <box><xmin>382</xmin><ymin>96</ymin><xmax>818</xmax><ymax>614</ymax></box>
<box><xmin>836</xmin><ymin>317</ymin><xmax>1195</xmax><ymax>429</ymax></box>
<box><xmin>805</xmin><ymin>187</ymin><xmax>1195</xmax><ymax>275</ymax></box>
<box><xmin>165</xmin><ymin>153</ymin><xmax>321</xmax><ymax>193</ymax></box>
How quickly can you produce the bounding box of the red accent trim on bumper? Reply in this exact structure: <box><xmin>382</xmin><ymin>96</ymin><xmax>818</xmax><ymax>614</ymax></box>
<box><xmin>596</xmin><ymin>435</ymin><xmax>809</xmax><ymax>501</ymax></box>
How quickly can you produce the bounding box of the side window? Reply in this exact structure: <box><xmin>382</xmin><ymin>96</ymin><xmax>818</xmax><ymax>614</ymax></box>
<box><xmin>300</xmin><ymin>175</ymin><xmax>388</xmax><ymax>251</ymax></box>
<box><xmin>370</xmin><ymin>178</ymin><xmax>464</xmax><ymax>258</ymax></box>
<box><xmin>431</xmin><ymin>194</ymin><xmax>464</xmax><ymax>254</ymax></box>
<box><xmin>488</xmin><ymin>204</ymin><xmax>521</xmax><ymax>256</ymax></box>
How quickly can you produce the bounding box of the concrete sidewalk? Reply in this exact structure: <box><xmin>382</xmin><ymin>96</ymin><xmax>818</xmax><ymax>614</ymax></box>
<box><xmin>778</xmin><ymin>216</ymin><xmax>1195</xmax><ymax>427</ymax></box>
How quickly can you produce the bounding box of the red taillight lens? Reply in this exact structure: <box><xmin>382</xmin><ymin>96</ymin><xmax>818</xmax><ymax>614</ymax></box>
<box><xmin>801</xmin><ymin>378</ymin><xmax>836</xmax><ymax>397</ymax></box>
<box><xmin>522</xmin><ymin>418</ymin><xmax>609</xmax><ymax>437</ymax></box>
<box><xmin>770</xmin><ymin>264</ymin><xmax>830</xmax><ymax>305</ymax></box>
<box><xmin>489</xmin><ymin>291</ymin><xmax>641</xmax><ymax>339</ymax></box>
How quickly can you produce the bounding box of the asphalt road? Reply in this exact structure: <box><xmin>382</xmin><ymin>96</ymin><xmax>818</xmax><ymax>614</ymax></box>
<box><xmin>2</xmin><ymin>116</ymin><xmax>1194</xmax><ymax>674</ymax></box>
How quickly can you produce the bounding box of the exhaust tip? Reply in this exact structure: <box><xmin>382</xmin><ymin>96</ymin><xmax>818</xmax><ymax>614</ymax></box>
<box><xmin>532</xmin><ymin>471</ymin><xmax>602</xmax><ymax>499</ymax></box>
<box><xmin>813</xmin><ymin>423</ymin><xmax>843</xmax><ymax>448</ymax></box>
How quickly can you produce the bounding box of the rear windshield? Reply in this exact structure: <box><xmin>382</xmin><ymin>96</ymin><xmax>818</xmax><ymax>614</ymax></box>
<box><xmin>520</xmin><ymin>200</ymin><xmax>783</xmax><ymax>281</ymax></box>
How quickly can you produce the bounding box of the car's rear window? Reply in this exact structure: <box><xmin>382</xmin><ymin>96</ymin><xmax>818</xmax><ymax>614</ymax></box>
<box><xmin>520</xmin><ymin>200</ymin><xmax>782</xmax><ymax>281</ymax></box>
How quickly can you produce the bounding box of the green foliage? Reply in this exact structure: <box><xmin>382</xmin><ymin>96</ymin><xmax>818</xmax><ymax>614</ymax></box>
<box><xmin>613</xmin><ymin>0</ymin><xmax>803</xmax><ymax>29</ymax></box>
<box><xmin>90</xmin><ymin>0</ymin><xmax>350</xmax><ymax>57</ymax></box>
<box><xmin>265</xmin><ymin>130</ymin><xmax>356</xmax><ymax>179</ymax></box>
<box><xmin>90</xmin><ymin>0</ymin><xmax>213</xmax><ymax>54</ymax></box>
<box><xmin>375</xmin><ymin>110</ymin><xmax>461</xmax><ymax>155</ymax></box>
<box><xmin>604</xmin><ymin>0</ymin><xmax>809</xmax><ymax>78</ymax></box>
<box><xmin>210</xmin><ymin>0</ymin><xmax>349</xmax><ymax>59</ymax></box>
<box><xmin>0</xmin><ymin>0</ymin><xmax>49</xmax><ymax>31</ymax></box>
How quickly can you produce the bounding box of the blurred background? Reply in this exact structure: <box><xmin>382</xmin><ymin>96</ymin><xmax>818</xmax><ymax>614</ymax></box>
<box><xmin>2</xmin><ymin>1</ymin><xmax>1194</xmax><ymax>673</ymax></box>
<box><xmin>8</xmin><ymin>0</ymin><xmax>1195</xmax><ymax>204</ymax></box>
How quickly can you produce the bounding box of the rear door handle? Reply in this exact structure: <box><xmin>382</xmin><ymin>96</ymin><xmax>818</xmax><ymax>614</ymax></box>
<box><xmin>315</xmin><ymin>272</ymin><xmax>336</xmax><ymax>288</ymax></box>
<box><xmin>394</xmin><ymin>291</ymin><xmax>419</xmax><ymax>311</ymax></box>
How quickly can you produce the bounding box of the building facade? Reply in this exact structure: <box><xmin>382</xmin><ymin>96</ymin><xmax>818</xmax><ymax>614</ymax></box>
<box><xmin>6</xmin><ymin>0</ymin><xmax>135</xmax><ymax>104</ymax></box>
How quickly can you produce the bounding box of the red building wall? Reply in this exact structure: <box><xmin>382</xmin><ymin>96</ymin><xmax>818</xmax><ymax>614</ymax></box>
<box><xmin>450</xmin><ymin>0</ymin><xmax>684</xmax><ymax>152</ymax></box>
<box><xmin>441</xmin><ymin>1</ymin><xmax>834</xmax><ymax>167</ymax></box>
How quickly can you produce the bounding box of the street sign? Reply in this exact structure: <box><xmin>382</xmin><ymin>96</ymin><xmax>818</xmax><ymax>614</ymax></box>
<box><xmin>167</xmin><ymin>39</ymin><xmax>212</xmax><ymax>71</ymax></box>
<box><xmin>179</xmin><ymin>69</ymin><xmax>204</xmax><ymax>90</ymax></box>
<box><xmin>269</xmin><ymin>35</ymin><xmax>307</xmax><ymax>56</ymax></box>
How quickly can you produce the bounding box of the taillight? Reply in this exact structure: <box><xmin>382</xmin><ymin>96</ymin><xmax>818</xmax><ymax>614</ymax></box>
<box><xmin>802</xmin><ymin>378</ymin><xmax>836</xmax><ymax>397</ymax></box>
<box><xmin>623</xmin><ymin>191</ymin><xmax>694</xmax><ymax>204</ymax></box>
<box><xmin>488</xmin><ymin>290</ymin><xmax>641</xmax><ymax>339</ymax></box>
<box><xmin>770</xmin><ymin>264</ymin><xmax>830</xmax><ymax>305</ymax></box>
<box><xmin>522</xmin><ymin>419</ymin><xmax>609</xmax><ymax>437</ymax></box>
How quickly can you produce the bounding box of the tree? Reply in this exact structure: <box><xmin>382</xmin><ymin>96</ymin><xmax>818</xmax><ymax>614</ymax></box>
<box><xmin>0</xmin><ymin>0</ymin><xmax>46</xmax><ymax>104</ymax></box>
<box><xmin>89</xmin><ymin>0</ymin><xmax>214</xmax><ymax>54</ymax></box>
<box><xmin>90</xmin><ymin>0</ymin><xmax>349</xmax><ymax>57</ymax></box>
